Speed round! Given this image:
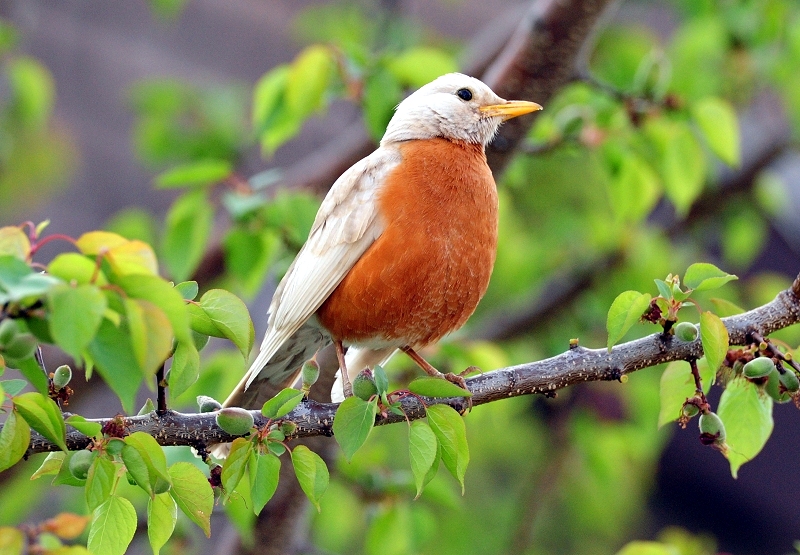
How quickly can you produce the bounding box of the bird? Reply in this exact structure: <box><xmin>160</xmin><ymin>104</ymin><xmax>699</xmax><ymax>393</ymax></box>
<box><xmin>220</xmin><ymin>72</ymin><xmax>541</xmax><ymax>412</ymax></box>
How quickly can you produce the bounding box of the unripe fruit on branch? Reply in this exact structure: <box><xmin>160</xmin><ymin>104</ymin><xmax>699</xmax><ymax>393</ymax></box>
<box><xmin>52</xmin><ymin>365</ymin><xmax>72</xmax><ymax>390</ymax></box>
<box><xmin>197</xmin><ymin>395</ymin><xmax>222</xmax><ymax>413</ymax></box>
<box><xmin>68</xmin><ymin>450</ymin><xmax>94</xmax><ymax>480</ymax></box>
<box><xmin>352</xmin><ymin>369</ymin><xmax>378</xmax><ymax>401</ymax></box>
<box><xmin>215</xmin><ymin>407</ymin><xmax>254</xmax><ymax>436</ymax></box>
<box><xmin>743</xmin><ymin>357</ymin><xmax>775</xmax><ymax>379</ymax></box>
<box><xmin>674</xmin><ymin>322</ymin><xmax>698</xmax><ymax>342</ymax></box>
<box><xmin>699</xmin><ymin>412</ymin><xmax>726</xmax><ymax>445</ymax></box>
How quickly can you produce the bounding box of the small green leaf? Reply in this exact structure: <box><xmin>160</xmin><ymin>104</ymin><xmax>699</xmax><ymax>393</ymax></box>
<box><xmin>147</xmin><ymin>493</ymin><xmax>177</xmax><ymax>555</ymax></box>
<box><xmin>0</xmin><ymin>226</ymin><xmax>31</xmax><ymax>260</ymax></box>
<box><xmin>606</xmin><ymin>291</ymin><xmax>652</xmax><ymax>350</ymax></box>
<box><xmin>124</xmin><ymin>298</ymin><xmax>174</xmax><ymax>377</ymax></box>
<box><xmin>691</xmin><ymin>96</ymin><xmax>740</xmax><ymax>167</ymax></box>
<box><xmin>121</xmin><ymin>444</ymin><xmax>154</xmax><ymax>497</ymax></box>
<box><xmin>13</xmin><ymin>356</ymin><xmax>49</xmax><ymax>395</ymax></box>
<box><xmin>408</xmin><ymin>377</ymin><xmax>472</xmax><ymax>398</ymax></box>
<box><xmin>168</xmin><ymin>462</ymin><xmax>214</xmax><ymax>537</ymax></box>
<box><xmin>658</xmin><ymin>360</ymin><xmax>714</xmax><ymax>428</ymax></box>
<box><xmin>362</xmin><ymin>69</ymin><xmax>401</xmax><ymax>141</ymax></box>
<box><xmin>700</xmin><ymin>311</ymin><xmax>729</xmax><ymax>374</ymax></box>
<box><xmin>195</xmin><ymin>289</ymin><xmax>254</xmax><ymax>358</ymax></box>
<box><xmin>373</xmin><ymin>365</ymin><xmax>389</xmax><ymax>396</ymax></box>
<box><xmin>249</xmin><ymin>451</ymin><xmax>281</xmax><ymax>515</ymax></box>
<box><xmin>87</xmin><ymin>318</ymin><xmax>144</xmax><ymax>413</ymax></box>
<box><xmin>333</xmin><ymin>396</ymin><xmax>378</xmax><ymax>461</ymax></box>
<box><xmin>168</xmin><ymin>340</ymin><xmax>200</xmax><ymax>400</ymax></box>
<box><xmin>155</xmin><ymin>159</ymin><xmax>232</xmax><ymax>189</ymax></box>
<box><xmin>408</xmin><ymin>419</ymin><xmax>438</xmax><ymax>498</ymax></box>
<box><xmin>648</xmin><ymin>119</ymin><xmax>707</xmax><ymax>216</ymax></box>
<box><xmin>124</xmin><ymin>432</ymin><xmax>171</xmax><ymax>489</ymax></box>
<box><xmin>162</xmin><ymin>190</ymin><xmax>213</xmax><ymax>282</ymax></box>
<box><xmin>13</xmin><ymin>391</ymin><xmax>67</xmax><ymax>451</ymax></box>
<box><xmin>684</xmin><ymin>263</ymin><xmax>738</xmax><ymax>292</ymax></box>
<box><xmin>286</xmin><ymin>45</ymin><xmax>333</xmax><ymax>119</ymax></box>
<box><xmin>31</xmin><ymin>451</ymin><xmax>64</xmax><ymax>480</ymax></box>
<box><xmin>1</xmin><ymin>379</ymin><xmax>27</xmax><ymax>397</ymax></box>
<box><xmin>717</xmin><ymin>378</ymin><xmax>773</xmax><ymax>478</ymax></box>
<box><xmin>221</xmin><ymin>438</ymin><xmax>253</xmax><ymax>495</ymax></box>
<box><xmin>65</xmin><ymin>415</ymin><xmax>102</xmax><ymax>438</ymax></box>
<box><xmin>291</xmin><ymin>445</ymin><xmax>328</xmax><ymax>512</ymax></box>
<box><xmin>113</xmin><ymin>274</ymin><xmax>191</xmax><ymax>343</ymax></box>
<box><xmin>85</xmin><ymin>456</ymin><xmax>116</xmax><ymax>512</ymax></box>
<box><xmin>607</xmin><ymin>154</ymin><xmax>660</xmax><ymax>223</ymax></box>
<box><xmin>0</xmin><ymin>409</ymin><xmax>30</xmax><ymax>472</ymax></box>
<box><xmin>87</xmin><ymin>496</ymin><xmax>137</xmax><ymax>555</ymax></box>
<box><xmin>175</xmin><ymin>281</ymin><xmax>199</xmax><ymax>301</ymax></box>
<box><xmin>261</xmin><ymin>388</ymin><xmax>304</xmax><ymax>419</ymax></box>
<box><xmin>253</xmin><ymin>65</ymin><xmax>289</xmax><ymax>134</ymax></box>
<box><xmin>426</xmin><ymin>404</ymin><xmax>469</xmax><ymax>494</ymax></box>
<box><xmin>654</xmin><ymin>279</ymin><xmax>673</xmax><ymax>300</ymax></box>
<box><xmin>709</xmin><ymin>298</ymin><xmax>745</xmax><ymax>317</ymax></box>
<box><xmin>8</xmin><ymin>56</ymin><xmax>54</xmax><ymax>129</ymax></box>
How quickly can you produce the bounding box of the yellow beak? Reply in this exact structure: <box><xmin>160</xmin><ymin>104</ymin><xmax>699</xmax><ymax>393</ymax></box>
<box><xmin>479</xmin><ymin>100</ymin><xmax>543</xmax><ymax>121</ymax></box>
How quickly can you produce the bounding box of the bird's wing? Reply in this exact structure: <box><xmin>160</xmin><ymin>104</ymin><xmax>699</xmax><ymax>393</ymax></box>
<box><xmin>239</xmin><ymin>146</ymin><xmax>401</xmax><ymax>391</ymax></box>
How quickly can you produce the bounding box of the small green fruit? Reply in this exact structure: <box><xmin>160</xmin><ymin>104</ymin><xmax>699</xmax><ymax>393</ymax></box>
<box><xmin>68</xmin><ymin>450</ymin><xmax>94</xmax><ymax>481</ymax></box>
<box><xmin>52</xmin><ymin>365</ymin><xmax>72</xmax><ymax>390</ymax></box>
<box><xmin>765</xmin><ymin>369</ymin><xmax>791</xmax><ymax>403</ymax></box>
<box><xmin>301</xmin><ymin>359</ymin><xmax>320</xmax><ymax>389</ymax></box>
<box><xmin>197</xmin><ymin>395</ymin><xmax>222</xmax><ymax>413</ymax></box>
<box><xmin>216</xmin><ymin>407</ymin><xmax>255</xmax><ymax>436</ymax></box>
<box><xmin>280</xmin><ymin>420</ymin><xmax>297</xmax><ymax>437</ymax></box>
<box><xmin>698</xmin><ymin>412</ymin><xmax>726</xmax><ymax>444</ymax></box>
<box><xmin>0</xmin><ymin>319</ymin><xmax>18</xmax><ymax>346</ymax></box>
<box><xmin>743</xmin><ymin>357</ymin><xmax>775</xmax><ymax>379</ymax></box>
<box><xmin>779</xmin><ymin>369</ymin><xmax>800</xmax><ymax>393</ymax></box>
<box><xmin>352</xmin><ymin>369</ymin><xmax>378</xmax><ymax>401</ymax></box>
<box><xmin>674</xmin><ymin>322</ymin><xmax>698</xmax><ymax>342</ymax></box>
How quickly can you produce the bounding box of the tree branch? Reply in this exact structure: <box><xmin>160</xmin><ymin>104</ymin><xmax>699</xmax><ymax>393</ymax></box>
<box><xmin>19</xmin><ymin>273</ymin><xmax>800</xmax><ymax>456</ymax></box>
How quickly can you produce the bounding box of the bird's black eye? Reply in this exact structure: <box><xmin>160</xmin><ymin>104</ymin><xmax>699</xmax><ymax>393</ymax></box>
<box><xmin>456</xmin><ymin>88</ymin><xmax>473</xmax><ymax>101</ymax></box>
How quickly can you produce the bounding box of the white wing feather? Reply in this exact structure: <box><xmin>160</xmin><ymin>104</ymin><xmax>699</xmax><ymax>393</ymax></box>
<box><xmin>241</xmin><ymin>146</ymin><xmax>401</xmax><ymax>389</ymax></box>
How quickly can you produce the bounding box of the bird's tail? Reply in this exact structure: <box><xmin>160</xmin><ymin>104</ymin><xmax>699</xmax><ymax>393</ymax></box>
<box><xmin>209</xmin><ymin>322</ymin><xmax>329</xmax><ymax>459</ymax></box>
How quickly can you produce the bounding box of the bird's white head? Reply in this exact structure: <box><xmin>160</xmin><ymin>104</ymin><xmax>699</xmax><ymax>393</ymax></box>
<box><xmin>381</xmin><ymin>73</ymin><xmax>542</xmax><ymax>147</ymax></box>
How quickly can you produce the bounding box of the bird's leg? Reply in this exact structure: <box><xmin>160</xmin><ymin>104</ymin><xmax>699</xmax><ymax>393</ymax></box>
<box><xmin>334</xmin><ymin>340</ymin><xmax>353</xmax><ymax>398</ymax></box>
<box><xmin>400</xmin><ymin>345</ymin><xmax>470</xmax><ymax>392</ymax></box>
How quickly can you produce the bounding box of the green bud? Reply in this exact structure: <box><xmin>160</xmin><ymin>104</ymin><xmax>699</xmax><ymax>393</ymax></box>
<box><xmin>352</xmin><ymin>369</ymin><xmax>378</xmax><ymax>401</ymax></box>
<box><xmin>743</xmin><ymin>357</ymin><xmax>775</xmax><ymax>380</ymax></box>
<box><xmin>197</xmin><ymin>395</ymin><xmax>222</xmax><ymax>413</ymax></box>
<box><xmin>0</xmin><ymin>319</ymin><xmax>18</xmax><ymax>346</ymax></box>
<box><xmin>301</xmin><ymin>359</ymin><xmax>320</xmax><ymax>388</ymax></box>
<box><xmin>216</xmin><ymin>407</ymin><xmax>255</xmax><ymax>436</ymax></box>
<box><xmin>3</xmin><ymin>333</ymin><xmax>37</xmax><ymax>360</ymax></box>
<box><xmin>52</xmin><ymin>365</ymin><xmax>72</xmax><ymax>390</ymax></box>
<box><xmin>698</xmin><ymin>411</ymin><xmax>726</xmax><ymax>445</ymax></box>
<box><xmin>280</xmin><ymin>420</ymin><xmax>297</xmax><ymax>437</ymax></box>
<box><xmin>68</xmin><ymin>450</ymin><xmax>94</xmax><ymax>481</ymax></box>
<box><xmin>674</xmin><ymin>322</ymin><xmax>698</xmax><ymax>342</ymax></box>
<box><xmin>780</xmin><ymin>369</ymin><xmax>800</xmax><ymax>393</ymax></box>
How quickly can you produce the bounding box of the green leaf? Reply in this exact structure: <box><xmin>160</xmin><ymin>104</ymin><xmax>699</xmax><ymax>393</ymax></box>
<box><xmin>155</xmin><ymin>159</ymin><xmax>232</xmax><ymax>189</ymax></box>
<box><xmin>0</xmin><ymin>409</ymin><xmax>30</xmax><ymax>472</ymax></box>
<box><xmin>1</xmin><ymin>379</ymin><xmax>27</xmax><ymax>397</ymax></box>
<box><xmin>147</xmin><ymin>493</ymin><xmax>177</xmax><ymax>555</ymax></box>
<box><xmin>253</xmin><ymin>65</ymin><xmax>289</xmax><ymax>133</ymax></box>
<box><xmin>47</xmin><ymin>253</ymin><xmax>106</xmax><ymax>286</ymax></box>
<box><xmin>683</xmin><ymin>263</ymin><xmax>738</xmax><ymax>292</ymax></box>
<box><xmin>426</xmin><ymin>404</ymin><xmax>469</xmax><ymax>493</ymax></box>
<box><xmin>13</xmin><ymin>356</ymin><xmax>49</xmax><ymax>395</ymax></box>
<box><xmin>373</xmin><ymin>365</ymin><xmax>389</xmax><ymax>396</ymax></box>
<box><xmin>168</xmin><ymin>462</ymin><xmax>214</xmax><ymax>537</ymax></box>
<box><xmin>661</xmin><ymin>122</ymin><xmax>707</xmax><ymax>216</ymax></box>
<box><xmin>121</xmin><ymin>444</ymin><xmax>154</xmax><ymax>497</ymax></box>
<box><xmin>615</xmin><ymin>541</ymin><xmax>677</xmax><ymax>555</ymax></box>
<box><xmin>286</xmin><ymin>45</ymin><xmax>333</xmax><ymax>119</ymax></box>
<box><xmin>387</xmin><ymin>47</ymin><xmax>458</xmax><ymax>87</ymax></box>
<box><xmin>408</xmin><ymin>419</ymin><xmax>438</xmax><ymax>498</ymax></box>
<box><xmin>221</xmin><ymin>438</ymin><xmax>252</xmax><ymax>495</ymax></box>
<box><xmin>691</xmin><ymin>96</ymin><xmax>740</xmax><ymax>166</ymax></box>
<box><xmin>606</xmin><ymin>291</ymin><xmax>652</xmax><ymax>350</ymax></box>
<box><xmin>291</xmin><ymin>445</ymin><xmax>329</xmax><ymax>512</ymax></box>
<box><xmin>13</xmin><ymin>391</ymin><xmax>66</xmax><ymax>451</ymax></box>
<box><xmin>0</xmin><ymin>255</ymin><xmax>61</xmax><ymax>305</ymax></box>
<box><xmin>717</xmin><ymin>378</ymin><xmax>773</xmax><ymax>478</ymax></box>
<box><xmin>195</xmin><ymin>289</ymin><xmax>254</xmax><ymax>358</ymax></box>
<box><xmin>362</xmin><ymin>69</ymin><xmax>402</xmax><ymax>141</ymax></box>
<box><xmin>8</xmin><ymin>57</ymin><xmax>55</xmax><ymax>129</ymax></box>
<box><xmin>113</xmin><ymin>274</ymin><xmax>191</xmax><ymax>343</ymax></box>
<box><xmin>125</xmin><ymin>298</ymin><xmax>174</xmax><ymax>377</ymax></box>
<box><xmin>168</xmin><ymin>340</ymin><xmax>200</xmax><ymax>400</ymax></box>
<box><xmin>654</xmin><ymin>279</ymin><xmax>673</xmax><ymax>301</ymax></box>
<box><xmin>709</xmin><ymin>298</ymin><xmax>745</xmax><ymax>317</ymax></box>
<box><xmin>65</xmin><ymin>415</ymin><xmax>102</xmax><ymax>438</ymax></box>
<box><xmin>31</xmin><ymin>451</ymin><xmax>64</xmax><ymax>480</ymax></box>
<box><xmin>261</xmin><ymin>388</ymin><xmax>304</xmax><ymax>419</ymax></box>
<box><xmin>333</xmin><ymin>396</ymin><xmax>378</xmax><ymax>461</ymax></box>
<box><xmin>86</xmin><ymin>319</ymin><xmax>144</xmax><ymax>413</ymax></box>
<box><xmin>124</xmin><ymin>432</ymin><xmax>171</xmax><ymax>488</ymax></box>
<box><xmin>85</xmin><ymin>456</ymin><xmax>116</xmax><ymax>512</ymax></box>
<box><xmin>175</xmin><ymin>281</ymin><xmax>199</xmax><ymax>301</ymax></box>
<box><xmin>607</xmin><ymin>154</ymin><xmax>660</xmax><ymax>223</ymax></box>
<box><xmin>52</xmin><ymin>452</ymin><xmax>86</xmax><ymax>487</ymax></box>
<box><xmin>408</xmin><ymin>377</ymin><xmax>472</xmax><ymax>398</ymax></box>
<box><xmin>223</xmin><ymin>228</ymin><xmax>280</xmax><ymax>296</ymax></box>
<box><xmin>249</xmin><ymin>451</ymin><xmax>281</xmax><ymax>515</ymax></box>
<box><xmin>0</xmin><ymin>226</ymin><xmax>30</xmax><ymax>260</ymax></box>
<box><xmin>700</xmin><ymin>311</ymin><xmax>729</xmax><ymax>374</ymax></box>
<box><xmin>87</xmin><ymin>496</ymin><xmax>137</xmax><ymax>555</ymax></box>
<box><xmin>162</xmin><ymin>190</ymin><xmax>213</xmax><ymax>282</ymax></box>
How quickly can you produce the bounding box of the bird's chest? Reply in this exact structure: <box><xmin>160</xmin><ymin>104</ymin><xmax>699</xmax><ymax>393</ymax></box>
<box><xmin>317</xmin><ymin>138</ymin><xmax>498</xmax><ymax>346</ymax></box>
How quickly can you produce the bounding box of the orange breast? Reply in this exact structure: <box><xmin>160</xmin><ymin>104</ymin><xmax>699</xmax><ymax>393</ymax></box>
<box><xmin>316</xmin><ymin>137</ymin><xmax>499</xmax><ymax>347</ymax></box>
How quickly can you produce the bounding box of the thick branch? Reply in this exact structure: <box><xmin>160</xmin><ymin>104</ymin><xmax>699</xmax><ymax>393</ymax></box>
<box><xmin>20</xmin><ymin>273</ymin><xmax>800</xmax><ymax>456</ymax></box>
